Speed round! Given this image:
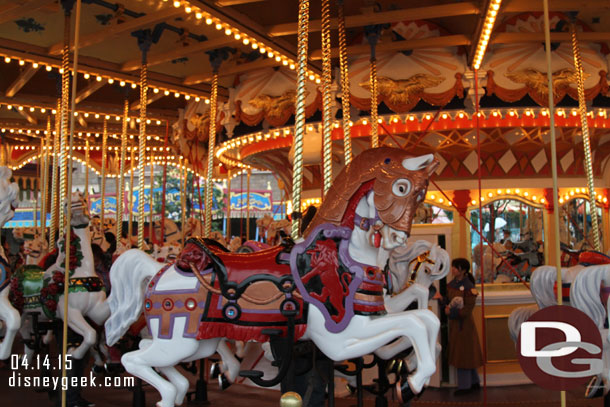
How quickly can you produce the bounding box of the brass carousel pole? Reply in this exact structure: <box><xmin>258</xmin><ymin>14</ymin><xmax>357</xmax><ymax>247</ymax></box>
<box><xmin>246</xmin><ymin>168</ymin><xmax>251</xmax><ymax>239</ymax></box>
<box><xmin>61</xmin><ymin>1</ymin><xmax>82</xmax><ymax>407</ymax></box>
<box><xmin>84</xmin><ymin>137</ymin><xmax>89</xmax><ymax>200</ymax></box>
<box><xmin>321</xmin><ymin>0</ymin><xmax>332</xmax><ymax>196</ymax></box>
<box><xmin>116</xmin><ymin>100</ymin><xmax>128</xmax><ymax>239</ymax></box>
<box><xmin>40</xmin><ymin>117</ymin><xmax>51</xmax><ymax>236</ymax></box>
<box><xmin>49</xmin><ymin>101</ymin><xmax>61</xmax><ymax>248</ymax></box>
<box><xmin>291</xmin><ymin>0</ymin><xmax>310</xmax><ymax>239</ymax></box>
<box><xmin>180</xmin><ymin>157</ymin><xmax>186</xmax><ymax>245</ymax></box>
<box><xmin>337</xmin><ymin>0</ymin><xmax>352</xmax><ymax>165</ymax></box>
<box><xmin>542</xmin><ymin>3</ymin><xmax>566</xmax><ymax>405</ymax></box>
<box><xmin>136</xmin><ymin>34</ymin><xmax>151</xmax><ymax>250</ymax></box>
<box><xmin>128</xmin><ymin>147</ymin><xmax>135</xmax><ymax>243</ymax></box>
<box><xmin>149</xmin><ymin>151</ymin><xmax>154</xmax><ymax>243</ymax></box>
<box><xmin>226</xmin><ymin>169</ymin><xmax>232</xmax><ymax>240</ymax></box>
<box><xmin>571</xmin><ymin>24</ymin><xmax>601</xmax><ymax>251</ymax></box>
<box><xmin>100</xmin><ymin>119</ymin><xmax>108</xmax><ymax>231</ymax></box>
<box><xmin>366</xmin><ymin>27</ymin><xmax>380</xmax><ymax>148</ymax></box>
<box><xmin>205</xmin><ymin>67</ymin><xmax>219</xmax><ymax>238</ymax></box>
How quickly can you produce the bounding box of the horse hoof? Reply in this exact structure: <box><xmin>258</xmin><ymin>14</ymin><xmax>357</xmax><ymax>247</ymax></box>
<box><xmin>209</xmin><ymin>362</ymin><xmax>221</xmax><ymax>380</ymax></box>
<box><xmin>395</xmin><ymin>378</ymin><xmax>418</xmax><ymax>405</ymax></box>
<box><xmin>585</xmin><ymin>375</ymin><xmax>604</xmax><ymax>398</ymax></box>
<box><xmin>92</xmin><ymin>364</ymin><xmax>105</xmax><ymax>374</ymax></box>
<box><xmin>218</xmin><ymin>373</ymin><xmax>232</xmax><ymax>390</ymax></box>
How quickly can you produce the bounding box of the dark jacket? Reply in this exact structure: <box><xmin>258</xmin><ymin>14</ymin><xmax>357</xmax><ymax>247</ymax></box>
<box><xmin>447</xmin><ymin>277</ymin><xmax>484</xmax><ymax>369</ymax></box>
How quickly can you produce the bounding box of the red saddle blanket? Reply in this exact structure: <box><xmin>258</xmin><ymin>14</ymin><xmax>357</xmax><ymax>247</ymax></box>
<box><xmin>196</xmin><ymin>245</ymin><xmax>308</xmax><ymax>342</ymax></box>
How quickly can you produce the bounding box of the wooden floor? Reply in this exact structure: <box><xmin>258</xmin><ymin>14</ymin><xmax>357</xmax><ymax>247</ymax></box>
<box><xmin>0</xmin><ymin>360</ymin><xmax>604</xmax><ymax>407</ymax></box>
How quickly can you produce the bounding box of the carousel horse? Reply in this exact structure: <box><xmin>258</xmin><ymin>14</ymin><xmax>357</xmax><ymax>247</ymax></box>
<box><xmin>23</xmin><ymin>234</ymin><xmax>48</xmax><ymax>266</ymax></box>
<box><xmin>209</xmin><ymin>231</ymin><xmax>227</xmax><ymax>248</ymax></box>
<box><xmin>105</xmin><ymin>148</ymin><xmax>441</xmax><ymax>407</ymax></box>
<box><xmin>90</xmin><ymin>216</ymin><xmax>111</xmax><ymax>252</ymax></box>
<box><xmin>3</xmin><ymin>192</ymin><xmax>110</xmax><ymax>360</ymax></box>
<box><xmin>152</xmin><ymin>241</ymin><xmax>182</xmax><ymax>263</ymax></box>
<box><xmin>153</xmin><ymin>218</ymin><xmax>181</xmax><ymax>244</ymax></box>
<box><xmin>183</xmin><ymin>217</ymin><xmax>204</xmax><ymax>241</ymax></box>
<box><xmin>567</xmin><ymin>254</ymin><xmax>610</xmax><ymax>397</ymax></box>
<box><xmin>0</xmin><ymin>167</ymin><xmax>20</xmax><ymax>359</ymax></box>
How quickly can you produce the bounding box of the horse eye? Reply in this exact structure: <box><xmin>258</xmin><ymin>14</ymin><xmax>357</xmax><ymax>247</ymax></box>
<box><xmin>392</xmin><ymin>179</ymin><xmax>412</xmax><ymax>197</ymax></box>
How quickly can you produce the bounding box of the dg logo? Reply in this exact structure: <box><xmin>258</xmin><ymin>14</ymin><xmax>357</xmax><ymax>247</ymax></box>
<box><xmin>517</xmin><ymin>305</ymin><xmax>603</xmax><ymax>391</ymax></box>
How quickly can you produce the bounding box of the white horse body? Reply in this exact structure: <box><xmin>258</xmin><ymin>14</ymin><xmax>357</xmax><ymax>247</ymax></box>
<box><xmin>106</xmin><ymin>152</ymin><xmax>442</xmax><ymax>407</ymax></box>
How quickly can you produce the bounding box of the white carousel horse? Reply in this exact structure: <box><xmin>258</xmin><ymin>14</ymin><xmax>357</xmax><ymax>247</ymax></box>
<box><xmin>471</xmin><ymin>242</ymin><xmax>506</xmax><ymax>283</ymax></box>
<box><xmin>507</xmin><ymin>264</ymin><xmax>585</xmax><ymax>342</ymax></box>
<box><xmin>23</xmin><ymin>234</ymin><xmax>48</xmax><ymax>266</ymax></box>
<box><xmin>2</xmin><ymin>192</ymin><xmax>110</xmax><ymax>360</ymax></box>
<box><xmin>152</xmin><ymin>241</ymin><xmax>182</xmax><ymax>263</ymax></box>
<box><xmin>153</xmin><ymin>218</ymin><xmax>181</xmax><ymax>244</ymax></box>
<box><xmin>105</xmin><ymin>148</ymin><xmax>441</xmax><ymax>407</ymax></box>
<box><xmin>0</xmin><ymin>167</ymin><xmax>20</xmax><ymax>359</ymax></box>
<box><xmin>569</xmin><ymin>263</ymin><xmax>610</xmax><ymax>396</ymax></box>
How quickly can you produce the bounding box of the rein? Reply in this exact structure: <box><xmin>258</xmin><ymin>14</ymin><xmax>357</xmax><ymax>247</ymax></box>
<box><xmin>393</xmin><ymin>250</ymin><xmax>434</xmax><ymax>296</ymax></box>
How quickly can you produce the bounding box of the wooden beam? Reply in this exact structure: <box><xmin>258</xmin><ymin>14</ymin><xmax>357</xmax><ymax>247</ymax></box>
<box><xmin>75</xmin><ymin>81</ymin><xmax>106</xmax><ymax>104</ymax></box>
<box><xmin>17</xmin><ymin>109</ymin><xmax>37</xmax><ymax>125</ymax></box>
<box><xmin>310</xmin><ymin>34</ymin><xmax>471</xmax><ymax>60</ymax></box>
<box><xmin>48</xmin><ymin>7</ymin><xmax>183</xmax><ymax>55</ymax></box>
<box><xmin>268</xmin><ymin>2</ymin><xmax>480</xmax><ymax>37</ymax></box>
<box><xmin>121</xmin><ymin>36</ymin><xmax>235</xmax><ymax>72</ymax></box>
<box><xmin>184</xmin><ymin>58</ymin><xmax>279</xmax><ymax>85</ymax></box>
<box><xmin>0</xmin><ymin>0</ymin><xmax>55</xmax><ymax>25</ymax></box>
<box><xmin>216</xmin><ymin>0</ymin><xmax>265</xmax><ymax>5</ymax></box>
<box><xmin>130</xmin><ymin>91</ymin><xmax>164</xmax><ymax>110</ymax></box>
<box><xmin>504</xmin><ymin>0</ymin><xmax>610</xmax><ymax>12</ymax></box>
<box><xmin>5</xmin><ymin>65</ymin><xmax>39</xmax><ymax>98</ymax></box>
<box><xmin>491</xmin><ymin>32</ymin><xmax>610</xmax><ymax>44</ymax></box>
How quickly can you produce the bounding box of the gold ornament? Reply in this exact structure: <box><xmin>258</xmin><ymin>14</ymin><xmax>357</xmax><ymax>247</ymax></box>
<box><xmin>360</xmin><ymin>74</ymin><xmax>445</xmax><ymax>106</ymax></box>
<box><xmin>280</xmin><ymin>391</ymin><xmax>302</xmax><ymax>407</ymax></box>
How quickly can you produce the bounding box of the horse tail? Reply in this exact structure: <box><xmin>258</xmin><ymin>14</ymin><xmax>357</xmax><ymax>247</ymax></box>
<box><xmin>530</xmin><ymin>265</ymin><xmax>557</xmax><ymax>308</ymax></box>
<box><xmin>571</xmin><ymin>265</ymin><xmax>609</xmax><ymax>329</ymax></box>
<box><xmin>508</xmin><ymin>304</ymin><xmax>538</xmax><ymax>343</ymax></box>
<box><xmin>105</xmin><ymin>249</ymin><xmax>164</xmax><ymax>346</ymax></box>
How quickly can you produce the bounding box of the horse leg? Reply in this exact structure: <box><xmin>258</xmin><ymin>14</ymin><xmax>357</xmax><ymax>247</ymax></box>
<box><xmin>0</xmin><ymin>288</ymin><xmax>20</xmax><ymax>359</ymax></box>
<box><xmin>306</xmin><ymin>308</ymin><xmax>435</xmax><ymax>394</ymax></box>
<box><xmin>216</xmin><ymin>338</ymin><xmax>241</xmax><ymax>383</ymax></box>
<box><xmin>59</xmin><ymin>306</ymin><xmax>97</xmax><ymax>359</ymax></box>
<box><xmin>122</xmin><ymin>323</ymin><xmax>201</xmax><ymax>407</ymax></box>
<box><xmin>157</xmin><ymin>366</ymin><xmax>190</xmax><ymax>406</ymax></box>
<box><xmin>85</xmin><ymin>293</ymin><xmax>110</xmax><ymax>326</ymax></box>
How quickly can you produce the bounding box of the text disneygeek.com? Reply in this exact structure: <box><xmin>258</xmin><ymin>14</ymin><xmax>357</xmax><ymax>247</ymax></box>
<box><xmin>9</xmin><ymin>371</ymin><xmax>135</xmax><ymax>391</ymax></box>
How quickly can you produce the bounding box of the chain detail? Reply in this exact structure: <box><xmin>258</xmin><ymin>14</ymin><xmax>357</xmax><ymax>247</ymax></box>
<box><xmin>370</xmin><ymin>58</ymin><xmax>379</xmax><ymax>148</ymax></box>
<box><xmin>205</xmin><ymin>72</ymin><xmax>219</xmax><ymax>238</ymax></box>
<box><xmin>137</xmin><ymin>63</ymin><xmax>147</xmax><ymax>250</ymax></box>
<box><xmin>100</xmin><ymin>119</ymin><xmax>108</xmax><ymax>230</ymax></box>
<box><xmin>291</xmin><ymin>0</ymin><xmax>310</xmax><ymax>239</ymax></box>
<box><xmin>337</xmin><ymin>0</ymin><xmax>352</xmax><ymax>165</ymax></box>
<box><xmin>321</xmin><ymin>0</ymin><xmax>332</xmax><ymax>196</ymax></box>
<box><xmin>571</xmin><ymin>25</ymin><xmax>601</xmax><ymax>252</ymax></box>
<box><xmin>117</xmin><ymin>99</ymin><xmax>128</xmax><ymax>239</ymax></box>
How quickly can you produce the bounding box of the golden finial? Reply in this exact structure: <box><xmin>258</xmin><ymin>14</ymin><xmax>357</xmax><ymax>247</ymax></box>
<box><xmin>280</xmin><ymin>391</ymin><xmax>302</xmax><ymax>407</ymax></box>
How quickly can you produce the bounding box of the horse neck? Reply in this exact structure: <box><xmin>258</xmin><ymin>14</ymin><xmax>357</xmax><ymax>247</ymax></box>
<box><xmin>70</xmin><ymin>226</ymin><xmax>96</xmax><ymax>278</ymax></box>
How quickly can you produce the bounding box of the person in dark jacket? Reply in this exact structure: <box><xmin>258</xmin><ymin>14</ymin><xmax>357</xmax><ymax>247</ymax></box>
<box><xmin>445</xmin><ymin>258</ymin><xmax>483</xmax><ymax>395</ymax></box>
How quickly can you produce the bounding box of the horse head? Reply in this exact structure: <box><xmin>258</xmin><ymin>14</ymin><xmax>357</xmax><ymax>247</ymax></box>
<box><xmin>0</xmin><ymin>167</ymin><xmax>19</xmax><ymax>228</ymax></box>
<box><xmin>69</xmin><ymin>192</ymin><xmax>90</xmax><ymax>227</ymax></box>
<box><xmin>305</xmin><ymin>148</ymin><xmax>439</xmax><ymax>251</ymax></box>
<box><xmin>23</xmin><ymin>234</ymin><xmax>48</xmax><ymax>264</ymax></box>
<box><xmin>388</xmin><ymin>240</ymin><xmax>450</xmax><ymax>296</ymax></box>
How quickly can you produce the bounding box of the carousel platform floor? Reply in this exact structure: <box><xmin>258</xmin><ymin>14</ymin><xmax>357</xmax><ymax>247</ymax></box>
<box><xmin>0</xmin><ymin>360</ymin><xmax>603</xmax><ymax>407</ymax></box>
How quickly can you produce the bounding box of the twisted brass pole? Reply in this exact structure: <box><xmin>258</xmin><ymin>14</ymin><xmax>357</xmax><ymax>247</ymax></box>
<box><xmin>137</xmin><ymin>62</ymin><xmax>148</xmax><ymax>250</ymax></box>
<box><xmin>40</xmin><ymin>117</ymin><xmax>51</xmax><ymax>237</ymax></box>
<box><xmin>370</xmin><ymin>58</ymin><xmax>379</xmax><ymax>148</ymax></box>
<box><xmin>180</xmin><ymin>157</ymin><xmax>186</xmax><ymax>245</ymax></box>
<box><xmin>100</xmin><ymin>119</ymin><xmax>108</xmax><ymax>230</ymax></box>
<box><xmin>291</xmin><ymin>0</ymin><xmax>310</xmax><ymax>239</ymax></box>
<box><xmin>58</xmin><ymin>10</ymin><xmax>71</xmax><ymax>234</ymax></box>
<box><xmin>149</xmin><ymin>151</ymin><xmax>154</xmax><ymax>243</ymax></box>
<box><xmin>205</xmin><ymin>73</ymin><xmax>219</xmax><ymax>238</ymax></box>
<box><xmin>49</xmin><ymin>100</ymin><xmax>61</xmax><ymax>248</ymax></box>
<box><xmin>571</xmin><ymin>24</ymin><xmax>601</xmax><ymax>251</ymax></box>
<box><xmin>128</xmin><ymin>147</ymin><xmax>135</xmax><ymax>242</ymax></box>
<box><xmin>116</xmin><ymin>99</ymin><xmax>128</xmax><ymax>239</ymax></box>
<box><xmin>321</xmin><ymin>0</ymin><xmax>332</xmax><ymax>196</ymax></box>
<box><xmin>84</xmin><ymin>137</ymin><xmax>89</xmax><ymax>200</ymax></box>
<box><xmin>337</xmin><ymin>0</ymin><xmax>352</xmax><ymax>165</ymax></box>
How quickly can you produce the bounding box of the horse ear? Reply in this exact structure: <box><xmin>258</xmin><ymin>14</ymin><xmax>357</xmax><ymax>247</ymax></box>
<box><xmin>402</xmin><ymin>154</ymin><xmax>438</xmax><ymax>175</ymax></box>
